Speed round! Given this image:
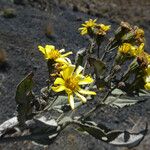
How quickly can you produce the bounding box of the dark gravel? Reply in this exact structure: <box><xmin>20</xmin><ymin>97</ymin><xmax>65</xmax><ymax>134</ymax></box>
<box><xmin>0</xmin><ymin>0</ymin><xmax>150</xmax><ymax>150</ymax></box>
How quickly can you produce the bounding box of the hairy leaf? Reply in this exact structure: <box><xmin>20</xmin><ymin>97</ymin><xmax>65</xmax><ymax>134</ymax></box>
<box><xmin>0</xmin><ymin>117</ymin><xmax>18</xmax><ymax>138</ymax></box>
<box><xmin>53</xmin><ymin>96</ymin><xmax>82</xmax><ymax>113</ymax></box>
<box><xmin>15</xmin><ymin>72</ymin><xmax>34</xmax><ymax>104</ymax></box>
<box><xmin>88</xmin><ymin>57</ymin><xmax>106</xmax><ymax>78</ymax></box>
<box><xmin>75</xmin><ymin>48</ymin><xmax>86</xmax><ymax>67</ymax></box>
<box><xmin>104</xmin><ymin>96</ymin><xmax>143</xmax><ymax>108</ymax></box>
<box><xmin>15</xmin><ymin>72</ymin><xmax>34</xmax><ymax>126</ymax></box>
<box><xmin>121</xmin><ymin>32</ymin><xmax>135</xmax><ymax>42</ymax></box>
<box><xmin>111</xmin><ymin>88</ymin><xmax>126</xmax><ymax>96</ymax></box>
<box><xmin>29</xmin><ymin>117</ymin><xmax>58</xmax><ymax>145</ymax></box>
<box><xmin>88</xmin><ymin>56</ymin><xmax>106</xmax><ymax>88</ymax></box>
<box><xmin>74</xmin><ymin>120</ymin><xmax>147</xmax><ymax>148</ymax></box>
<box><xmin>0</xmin><ymin>117</ymin><xmax>59</xmax><ymax>146</ymax></box>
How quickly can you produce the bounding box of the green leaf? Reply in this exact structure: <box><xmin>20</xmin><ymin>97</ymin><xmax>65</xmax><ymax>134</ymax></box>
<box><xmin>52</xmin><ymin>96</ymin><xmax>82</xmax><ymax>113</ymax></box>
<box><xmin>88</xmin><ymin>57</ymin><xmax>106</xmax><ymax>78</ymax></box>
<box><xmin>111</xmin><ymin>88</ymin><xmax>126</xmax><ymax>96</ymax></box>
<box><xmin>31</xmin><ymin>117</ymin><xmax>58</xmax><ymax>133</ymax></box>
<box><xmin>73</xmin><ymin>120</ymin><xmax>147</xmax><ymax>148</ymax></box>
<box><xmin>0</xmin><ymin>117</ymin><xmax>59</xmax><ymax>146</ymax></box>
<box><xmin>53</xmin><ymin>102</ymin><xmax>82</xmax><ymax>113</ymax></box>
<box><xmin>139</xmin><ymin>89</ymin><xmax>150</xmax><ymax>97</ymax></box>
<box><xmin>58</xmin><ymin>116</ymin><xmax>72</xmax><ymax>125</ymax></box>
<box><xmin>104</xmin><ymin>96</ymin><xmax>143</xmax><ymax>108</ymax></box>
<box><xmin>121</xmin><ymin>32</ymin><xmax>134</xmax><ymax>42</ymax></box>
<box><xmin>15</xmin><ymin>72</ymin><xmax>34</xmax><ymax>104</ymax></box>
<box><xmin>29</xmin><ymin>117</ymin><xmax>58</xmax><ymax>145</ymax></box>
<box><xmin>15</xmin><ymin>72</ymin><xmax>34</xmax><ymax>126</ymax></box>
<box><xmin>75</xmin><ymin>48</ymin><xmax>86</xmax><ymax>67</ymax></box>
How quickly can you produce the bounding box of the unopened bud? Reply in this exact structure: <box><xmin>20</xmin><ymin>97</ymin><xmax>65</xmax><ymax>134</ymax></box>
<box><xmin>118</xmin><ymin>82</ymin><xmax>126</xmax><ymax>88</ymax></box>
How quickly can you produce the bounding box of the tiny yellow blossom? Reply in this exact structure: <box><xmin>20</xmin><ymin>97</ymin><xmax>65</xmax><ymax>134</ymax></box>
<box><xmin>118</xmin><ymin>43</ymin><xmax>136</xmax><ymax>56</ymax></box>
<box><xmin>118</xmin><ymin>43</ymin><xmax>144</xmax><ymax>57</ymax></box>
<box><xmin>51</xmin><ymin>58</ymin><xmax>72</xmax><ymax>77</ymax></box>
<box><xmin>143</xmin><ymin>65</ymin><xmax>150</xmax><ymax>90</ymax></box>
<box><xmin>38</xmin><ymin>45</ymin><xmax>72</xmax><ymax>61</ymax></box>
<box><xmin>96</xmin><ymin>24</ymin><xmax>111</xmax><ymax>35</ymax></box>
<box><xmin>52</xmin><ymin>65</ymin><xmax>96</xmax><ymax>109</ymax></box>
<box><xmin>55</xmin><ymin>57</ymin><xmax>71</xmax><ymax>70</ymax></box>
<box><xmin>129</xmin><ymin>43</ymin><xmax>144</xmax><ymax>57</ymax></box>
<box><xmin>144</xmin><ymin>64</ymin><xmax>150</xmax><ymax>77</ymax></box>
<box><xmin>100</xmin><ymin>24</ymin><xmax>111</xmax><ymax>32</ymax></box>
<box><xmin>135</xmin><ymin>28</ymin><xmax>144</xmax><ymax>39</ymax></box>
<box><xmin>79</xmin><ymin>19</ymin><xmax>97</xmax><ymax>35</ymax></box>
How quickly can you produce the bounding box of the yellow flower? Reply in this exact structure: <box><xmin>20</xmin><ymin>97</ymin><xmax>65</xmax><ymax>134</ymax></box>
<box><xmin>118</xmin><ymin>43</ymin><xmax>144</xmax><ymax>57</ymax></box>
<box><xmin>79</xmin><ymin>19</ymin><xmax>97</xmax><ymax>35</ymax></box>
<box><xmin>144</xmin><ymin>83</ymin><xmax>150</xmax><ymax>90</ymax></box>
<box><xmin>52</xmin><ymin>65</ymin><xmax>96</xmax><ymax>109</ymax></box>
<box><xmin>100</xmin><ymin>24</ymin><xmax>111</xmax><ymax>32</ymax></box>
<box><xmin>129</xmin><ymin>43</ymin><xmax>144</xmax><ymax>57</ymax></box>
<box><xmin>135</xmin><ymin>28</ymin><xmax>144</xmax><ymax>40</ymax></box>
<box><xmin>143</xmin><ymin>65</ymin><xmax>150</xmax><ymax>90</ymax></box>
<box><xmin>38</xmin><ymin>45</ymin><xmax>72</xmax><ymax>61</ymax></box>
<box><xmin>118</xmin><ymin>43</ymin><xmax>136</xmax><ymax>56</ymax></box>
<box><xmin>96</xmin><ymin>24</ymin><xmax>111</xmax><ymax>35</ymax></box>
<box><xmin>144</xmin><ymin>64</ymin><xmax>150</xmax><ymax>77</ymax></box>
<box><xmin>55</xmin><ymin>57</ymin><xmax>71</xmax><ymax>70</ymax></box>
<box><xmin>51</xmin><ymin>58</ymin><xmax>72</xmax><ymax>77</ymax></box>
<box><xmin>134</xmin><ymin>43</ymin><xmax>144</xmax><ymax>56</ymax></box>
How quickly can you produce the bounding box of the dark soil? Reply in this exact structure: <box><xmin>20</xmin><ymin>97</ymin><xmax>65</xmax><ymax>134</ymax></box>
<box><xmin>0</xmin><ymin>0</ymin><xmax>150</xmax><ymax>150</ymax></box>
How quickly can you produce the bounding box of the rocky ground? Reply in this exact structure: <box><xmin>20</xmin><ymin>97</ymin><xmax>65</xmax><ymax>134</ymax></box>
<box><xmin>0</xmin><ymin>0</ymin><xmax>150</xmax><ymax>149</ymax></box>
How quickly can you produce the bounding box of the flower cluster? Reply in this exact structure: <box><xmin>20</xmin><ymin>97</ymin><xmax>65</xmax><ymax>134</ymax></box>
<box><xmin>118</xmin><ymin>43</ymin><xmax>144</xmax><ymax>57</ymax></box>
<box><xmin>37</xmin><ymin>19</ymin><xmax>149</xmax><ymax>108</ymax></box>
<box><xmin>115</xmin><ymin>23</ymin><xmax>150</xmax><ymax>90</ymax></box>
<box><xmin>38</xmin><ymin>44</ymin><xmax>96</xmax><ymax>109</ymax></box>
<box><xmin>78</xmin><ymin>18</ymin><xmax>110</xmax><ymax>36</ymax></box>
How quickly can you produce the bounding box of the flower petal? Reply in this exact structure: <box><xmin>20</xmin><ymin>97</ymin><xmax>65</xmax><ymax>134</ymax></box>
<box><xmin>55</xmin><ymin>58</ymin><xmax>69</xmax><ymax>64</ymax></box>
<box><xmin>75</xmin><ymin>92</ymin><xmax>87</xmax><ymax>103</ymax></box>
<box><xmin>61</xmin><ymin>51</ymin><xmax>73</xmax><ymax>57</ymax></box>
<box><xmin>38</xmin><ymin>46</ymin><xmax>46</xmax><ymax>55</ymax></box>
<box><xmin>75</xmin><ymin>66</ymin><xmax>84</xmax><ymax>75</ymax></box>
<box><xmin>51</xmin><ymin>85</ymin><xmax>65</xmax><ymax>92</ymax></box>
<box><xmin>45</xmin><ymin>45</ymin><xmax>55</xmax><ymax>51</ymax></box>
<box><xmin>78</xmin><ymin>88</ymin><xmax>96</xmax><ymax>95</ymax></box>
<box><xmin>65</xmin><ymin>57</ymin><xmax>72</xmax><ymax>64</ymax></box>
<box><xmin>59</xmin><ymin>49</ymin><xmax>65</xmax><ymax>53</ymax></box>
<box><xmin>81</xmin><ymin>29</ymin><xmax>87</xmax><ymax>35</ymax></box>
<box><xmin>65</xmin><ymin>88</ymin><xmax>72</xmax><ymax>95</ymax></box>
<box><xmin>54</xmin><ymin>78</ymin><xmax>65</xmax><ymax>85</ymax></box>
<box><xmin>144</xmin><ymin>83</ymin><xmax>150</xmax><ymax>90</ymax></box>
<box><xmin>78</xmin><ymin>76</ymin><xmax>94</xmax><ymax>85</ymax></box>
<box><xmin>61</xmin><ymin>65</ymin><xmax>75</xmax><ymax>80</ymax></box>
<box><xmin>68</xmin><ymin>94</ymin><xmax>74</xmax><ymax>109</ymax></box>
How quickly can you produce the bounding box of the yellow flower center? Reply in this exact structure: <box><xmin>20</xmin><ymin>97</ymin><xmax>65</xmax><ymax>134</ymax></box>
<box><xmin>48</xmin><ymin>50</ymin><xmax>61</xmax><ymax>60</ymax></box>
<box><xmin>65</xmin><ymin>76</ymin><xmax>78</xmax><ymax>91</ymax></box>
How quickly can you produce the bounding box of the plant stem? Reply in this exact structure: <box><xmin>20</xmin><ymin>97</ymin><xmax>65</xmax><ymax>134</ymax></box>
<box><xmin>80</xmin><ymin>63</ymin><xmax>133</xmax><ymax>121</ymax></box>
<box><xmin>44</xmin><ymin>95</ymin><xmax>58</xmax><ymax>111</ymax></box>
<box><xmin>83</xmin><ymin>39</ymin><xmax>95</xmax><ymax>75</ymax></box>
<box><xmin>98</xmin><ymin>44</ymin><xmax>100</xmax><ymax>58</ymax></box>
<box><xmin>80</xmin><ymin>86</ymin><xmax>116</xmax><ymax>120</ymax></box>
